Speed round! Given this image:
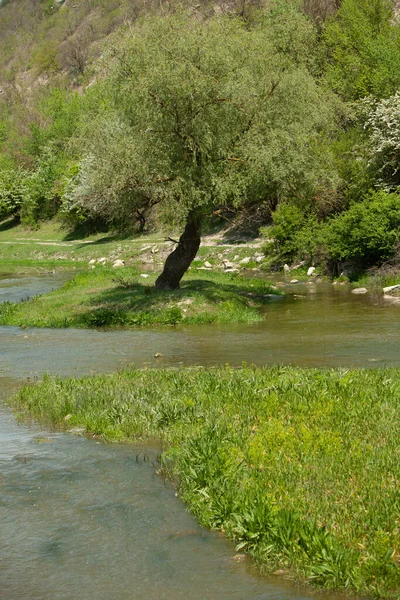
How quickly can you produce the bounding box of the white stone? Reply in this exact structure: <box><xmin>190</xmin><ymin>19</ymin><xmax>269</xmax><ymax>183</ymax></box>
<box><xmin>88</xmin><ymin>259</ymin><xmax>96</xmax><ymax>265</ymax></box>
<box><xmin>351</xmin><ymin>287</ymin><xmax>368</xmax><ymax>294</ymax></box>
<box><xmin>290</xmin><ymin>279</ymin><xmax>299</xmax><ymax>284</ymax></box>
<box><xmin>307</xmin><ymin>266</ymin><xmax>316</xmax><ymax>276</ymax></box>
<box><xmin>222</xmin><ymin>260</ymin><xmax>235</xmax><ymax>269</ymax></box>
<box><xmin>283</xmin><ymin>264</ymin><xmax>290</xmax><ymax>273</ymax></box>
<box><xmin>140</xmin><ymin>273</ymin><xmax>149</xmax><ymax>278</ymax></box>
<box><xmin>204</xmin><ymin>261</ymin><xmax>212</xmax><ymax>268</ymax></box>
<box><xmin>151</xmin><ymin>246</ymin><xmax>159</xmax><ymax>254</ymax></box>
<box><xmin>239</xmin><ymin>256</ymin><xmax>251</xmax><ymax>265</ymax></box>
<box><xmin>383</xmin><ymin>284</ymin><xmax>400</xmax><ymax>294</ymax></box>
<box><xmin>113</xmin><ymin>260</ymin><xmax>125</xmax><ymax>268</ymax></box>
<box><xmin>225</xmin><ymin>268</ymin><xmax>239</xmax><ymax>273</ymax></box>
<box><xmin>97</xmin><ymin>257</ymin><xmax>107</xmax><ymax>264</ymax></box>
<box><xmin>255</xmin><ymin>255</ymin><xmax>264</xmax><ymax>264</ymax></box>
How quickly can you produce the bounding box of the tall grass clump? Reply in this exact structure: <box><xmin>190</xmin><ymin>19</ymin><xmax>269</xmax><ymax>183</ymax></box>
<box><xmin>12</xmin><ymin>366</ymin><xmax>400</xmax><ymax>599</ymax></box>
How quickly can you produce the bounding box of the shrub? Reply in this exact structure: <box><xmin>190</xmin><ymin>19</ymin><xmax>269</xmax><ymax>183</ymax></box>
<box><xmin>264</xmin><ymin>204</ymin><xmax>322</xmax><ymax>263</ymax></box>
<box><xmin>324</xmin><ymin>191</ymin><xmax>400</xmax><ymax>264</ymax></box>
<box><xmin>0</xmin><ymin>167</ymin><xmax>28</xmax><ymax>219</ymax></box>
<box><xmin>20</xmin><ymin>149</ymin><xmax>64</xmax><ymax>226</ymax></box>
<box><xmin>323</xmin><ymin>0</ymin><xmax>400</xmax><ymax>100</ymax></box>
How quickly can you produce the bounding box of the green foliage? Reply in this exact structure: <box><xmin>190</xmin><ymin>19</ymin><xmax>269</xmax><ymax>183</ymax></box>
<box><xmin>68</xmin><ymin>11</ymin><xmax>337</xmax><ymax>228</ymax></box>
<box><xmin>267</xmin><ymin>191</ymin><xmax>400</xmax><ymax>268</ymax></box>
<box><xmin>361</xmin><ymin>92</ymin><xmax>400</xmax><ymax>191</ymax></box>
<box><xmin>0</xmin><ymin>166</ymin><xmax>28</xmax><ymax>219</ymax></box>
<box><xmin>323</xmin><ymin>0</ymin><xmax>400</xmax><ymax>100</ymax></box>
<box><xmin>264</xmin><ymin>204</ymin><xmax>322</xmax><ymax>262</ymax></box>
<box><xmin>19</xmin><ymin>149</ymin><xmax>64</xmax><ymax>225</ymax></box>
<box><xmin>12</xmin><ymin>366</ymin><xmax>400</xmax><ymax>597</ymax></box>
<box><xmin>0</xmin><ymin>267</ymin><xmax>281</xmax><ymax>329</ymax></box>
<box><xmin>31</xmin><ymin>40</ymin><xmax>60</xmax><ymax>73</ymax></box>
<box><xmin>323</xmin><ymin>191</ymin><xmax>400</xmax><ymax>264</ymax></box>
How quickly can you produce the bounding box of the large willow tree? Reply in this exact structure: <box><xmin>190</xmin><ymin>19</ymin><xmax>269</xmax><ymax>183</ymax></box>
<box><xmin>74</xmin><ymin>8</ymin><xmax>338</xmax><ymax>288</ymax></box>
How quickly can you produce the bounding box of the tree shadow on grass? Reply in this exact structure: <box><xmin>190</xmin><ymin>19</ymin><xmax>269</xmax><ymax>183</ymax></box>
<box><xmin>77</xmin><ymin>276</ymin><xmax>276</xmax><ymax>327</ymax></box>
<box><xmin>65</xmin><ymin>233</ymin><xmax>134</xmax><ymax>247</ymax></box>
<box><xmin>0</xmin><ymin>217</ymin><xmax>20</xmax><ymax>233</ymax></box>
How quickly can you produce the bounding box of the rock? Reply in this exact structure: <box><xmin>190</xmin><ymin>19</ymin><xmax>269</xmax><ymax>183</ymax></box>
<box><xmin>67</xmin><ymin>427</ymin><xmax>86</xmax><ymax>435</ymax></box>
<box><xmin>283</xmin><ymin>264</ymin><xmax>290</xmax><ymax>273</ymax></box>
<box><xmin>307</xmin><ymin>266</ymin><xmax>316</xmax><ymax>276</ymax></box>
<box><xmin>154</xmin><ymin>352</ymin><xmax>163</xmax><ymax>358</ymax></box>
<box><xmin>351</xmin><ymin>287</ymin><xmax>368</xmax><ymax>294</ymax></box>
<box><xmin>233</xmin><ymin>255</ymin><xmax>240</xmax><ymax>261</ymax></box>
<box><xmin>112</xmin><ymin>260</ymin><xmax>125</xmax><ymax>268</ymax></box>
<box><xmin>383</xmin><ymin>284</ymin><xmax>400</xmax><ymax>295</ymax></box>
<box><xmin>222</xmin><ymin>260</ymin><xmax>235</xmax><ymax>269</ymax></box>
<box><xmin>255</xmin><ymin>255</ymin><xmax>264</xmax><ymax>264</ymax></box>
<box><xmin>151</xmin><ymin>246</ymin><xmax>159</xmax><ymax>254</ymax></box>
<box><xmin>225</xmin><ymin>268</ymin><xmax>239</xmax><ymax>273</ymax></box>
<box><xmin>239</xmin><ymin>256</ymin><xmax>251</xmax><ymax>265</ymax></box>
<box><xmin>290</xmin><ymin>279</ymin><xmax>299</xmax><ymax>284</ymax></box>
<box><xmin>88</xmin><ymin>259</ymin><xmax>96</xmax><ymax>265</ymax></box>
<box><xmin>204</xmin><ymin>261</ymin><xmax>212</xmax><ymax>268</ymax></box>
<box><xmin>140</xmin><ymin>273</ymin><xmax>149</xmax><ymax>278</ymax></box>
<box><xmin>196</xmin><ymin>266</ymin><xmax>212</xmax><ymax>270</ymax></box>
<box><xmin>97</xmin><ymin>257</ymin><xmax>107</xmax><ymax>264</ymax></box>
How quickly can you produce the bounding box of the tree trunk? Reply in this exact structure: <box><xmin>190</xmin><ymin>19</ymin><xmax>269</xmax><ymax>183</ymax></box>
<box><xmin>155</xmin><ymin>216</ymin><xmax>201</xmax><ymax>290</ymax></box>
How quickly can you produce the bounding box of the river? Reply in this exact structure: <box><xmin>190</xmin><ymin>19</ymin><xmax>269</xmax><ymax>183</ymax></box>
<box><xmin>2</xmin><ymin>269</ymin><xmax>395</xmax><ymax>599</ymax></box>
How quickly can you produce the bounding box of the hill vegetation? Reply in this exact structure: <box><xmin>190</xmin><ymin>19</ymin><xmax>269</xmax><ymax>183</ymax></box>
<box><xmin>1</xmin><ymin>0</ymin><xmax>400</xmax><ymax>282</ymax></box>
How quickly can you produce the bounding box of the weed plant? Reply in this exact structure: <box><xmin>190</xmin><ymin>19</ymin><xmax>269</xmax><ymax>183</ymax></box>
<box><xmin>12</xmin><ymin>366</ymin><xmax>400</xmax><ymax>598</ymax></box>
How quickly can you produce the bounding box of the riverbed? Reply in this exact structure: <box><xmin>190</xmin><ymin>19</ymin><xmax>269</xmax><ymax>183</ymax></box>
<box><xmin>1</xmin><ymin>270</ymin><xmax>396</xmax><ymax>599</ymax></box>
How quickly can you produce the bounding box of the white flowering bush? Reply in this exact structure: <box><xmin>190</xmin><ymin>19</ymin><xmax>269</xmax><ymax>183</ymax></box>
<box><xmin>362</xmin><ymin>92</ymin><xmax>400</xmax><ymax>189</ymax></box>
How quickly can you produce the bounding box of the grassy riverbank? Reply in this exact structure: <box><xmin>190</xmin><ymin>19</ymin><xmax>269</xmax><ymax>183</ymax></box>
<box><xmin>12</xmin><ymin>366</ymin><xmax>400</xmax><ymax>599</ymax></box>
<box><xmin>0</xmin><ymin>267</ymin><xmax>280</xmax><ymax>327</ymax></box>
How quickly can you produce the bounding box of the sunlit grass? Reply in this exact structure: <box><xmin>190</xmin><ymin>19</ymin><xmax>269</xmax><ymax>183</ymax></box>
<box><xmin>0</xmin><ymin>267</ymin><xmax>281</xmax><ymax>328</ymax></box>
<box><xmin>11</xmin><ymin>365</ymin><xmax>400</xmax><ymax>598</ymax></box>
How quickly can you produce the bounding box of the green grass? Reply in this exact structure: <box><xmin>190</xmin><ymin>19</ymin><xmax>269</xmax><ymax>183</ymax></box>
<box><xmin>0</xmin><ymin>219</ymin><xmax>165</xmax><ymax>264</ymax></box>
<box><xmin>0</xmin><ymin>219</ymin><xmax>266</xmax><ymax>270</ymax></box>
<box><xmin>354</xmin><ymin>271</ymin><xmax>400</xmax><ymax>293</ymax></box>
<box><xmin>11</xmin><ymin>366</ymin><xmax>400</xmax><ymax>598</ymax></box>
<box><xmin>0</xmin><ymin>266</ymin><xmax>281</xmax><ymax>328</ymax></box>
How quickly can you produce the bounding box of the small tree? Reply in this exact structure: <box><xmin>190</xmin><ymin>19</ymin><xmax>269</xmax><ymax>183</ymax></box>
<box><xmin>76</xmin><ymin>11</ymin><xmax>337</xmax><ymax>288</ymax></box>
<box><xmin>361</xmin><ymin>92</ymin><xmax>400</xmax><ymax>190</ymax></box>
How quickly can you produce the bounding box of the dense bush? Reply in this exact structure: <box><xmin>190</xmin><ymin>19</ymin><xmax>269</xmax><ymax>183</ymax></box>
<box><xmin>361</xmin><ymin>92</ymin><xmax>400</xmax><ymax>191</ymax></box>
<box><xmin>266</xmin><ymin>191</ymin><xmax>400</xmax><ymax>269</ymax></box>
<box><xmin>323</xmin><ymin>191</ymin><xmax>400</xmax><ymax>264</ymax></box>
<box><xmin>323</xmin><ymin>0</ymin><xmax>400</xmax><ymax>100</ymax></box>
<box><xmin>264</xmin><ymin>204</ymin><xmax>323</xmax><ymax>263</ymax></box>
<box><xmin>0</xmin><ymin>167</ymin><xmax>28</xmax><ymax>220</ymax></box>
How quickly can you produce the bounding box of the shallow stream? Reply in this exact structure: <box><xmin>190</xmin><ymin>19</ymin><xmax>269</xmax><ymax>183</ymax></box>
<box><xmin>1</xmin><ymin>270</ymin><xmax>398</xmax><ymax>599</ymax></box>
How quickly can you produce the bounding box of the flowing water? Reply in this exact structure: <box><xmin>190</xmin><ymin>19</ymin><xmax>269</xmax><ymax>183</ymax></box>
<box><xmin>2</xmin><ymin>270</ymin><xmax>398</xmax><ymax>599</ymax></box>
